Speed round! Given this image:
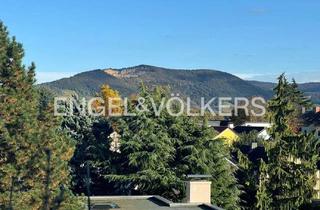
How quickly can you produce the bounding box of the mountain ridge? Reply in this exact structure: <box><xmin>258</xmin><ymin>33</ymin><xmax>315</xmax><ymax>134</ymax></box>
<box><xmin>40</xmin><ymin>65</ymin><xmax>320</xmax><ymax>103</ymax></box>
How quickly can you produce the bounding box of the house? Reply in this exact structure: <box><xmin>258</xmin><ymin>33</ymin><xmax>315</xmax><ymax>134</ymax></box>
<box><xmin>213</xmin><ymin>126</ymin><xmax>239</xmax><ymax>145</ymax></box>
<box><xmin>90</xmin><ymin>196</ymin><xmax>222</xmax><ymax>210</ymax></box>
<box><xmin>211</xmin><ymin>119</ymin><xmax>273</xmax><ymax>145</ymax></box>
<box><xmin>301</xmin><ymin>106</ymin><xmax>320</xmax><ymax>139</ymax></box>
<box><xmin>233</xmin><ymin>126</ymin><xmax>270</xmax><ymax>140</ymax></box>
<box><xmin>90</xmin><ymin>178</ymin><xmax>223</xmax><ymax>210</ymax></box>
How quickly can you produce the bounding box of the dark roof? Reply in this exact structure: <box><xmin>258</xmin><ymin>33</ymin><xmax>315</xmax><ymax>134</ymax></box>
<box><xmin>237</xmin><ymin>145</ymin><xmax>267</xmax><ymax>163</ymax></box>
<box><xmin>212</xmin><ymin>126</ymin><xmax>228</xmax><ymax>133</ymax></box>
<box><xmin>91</xmin><ymin>196</ymin><xmax>223</xmax><ymax>210</ymax></box>
<box><xmin>302</xmin><ymin>111</ymin><xmax>320</xmax><ymax>126</ymax></box>
<box><xmin>233</xmin><ymin>126</ymin><xmax>265</xmax><ymax>134</ymax></box>
<box><xmin>220</xmin><ymin>120</ymin><xmax>231</xmax><ymax>127</ymax></box>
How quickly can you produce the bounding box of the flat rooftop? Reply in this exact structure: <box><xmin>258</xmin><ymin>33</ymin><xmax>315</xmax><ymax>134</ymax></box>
<box><xmin>90</xmin><ymin>196</ymin><xmax>223</xmax><ymax>210</ymax></box>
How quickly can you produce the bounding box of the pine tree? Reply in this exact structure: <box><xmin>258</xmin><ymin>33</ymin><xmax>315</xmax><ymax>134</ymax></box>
<box><xmin>0</xmin><ymin>21</ymin><xmax>82</xmax><ymax>209</ymax></box>
<box><xmin>256</xmin><ymin>74</ymin><xmax>319</xmax><ymax>209</ymax></box>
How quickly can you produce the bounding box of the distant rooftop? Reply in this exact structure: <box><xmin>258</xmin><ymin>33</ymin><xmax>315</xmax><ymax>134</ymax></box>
<box><xmin>212</xmin><ymin>126</ymin><xmax>228</xmax><ymax>133</ymax></box>
<box><xmin>90</xmin><ymin>196</ymin><xmax>223</xmax><ymax>210</ymax></box>
<box><xmin>233</xmin><ymin>126</ymin><xmax>265</xmax><ymax>134</ymax></box>
<box><xmin>302</xmin><ymin>111</ymin><xmax>320</xmax><ymax>126</ymax></box>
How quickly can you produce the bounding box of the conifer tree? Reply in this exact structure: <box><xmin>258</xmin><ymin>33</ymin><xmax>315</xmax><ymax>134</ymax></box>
<box><xmin>108</xmin><ymin>85</ymin><xmax>177</xmax><ymax>196</ymax></box>
<box><xmin>287</xmin><ymin>79</ymin><xmax>312</xmax><ymax>133</ymax></box>
<box><xmin>61</xmin><ymin>95</ymin><xmax>115</xmax><ymax>195</ymax></box>
<box><xmin>256</xmin><ymin>160</ymin><xmax>271</xmax><ymax>210</ymax></box>
<box><xmin>0</xmin><ymin>21</ymin><xmax>82</xmax><ymax>209</ymax></box>
<box><xmin>232</xmin><ymin>132</ymin><xmax>266</xmax><ymax>209</ymax></box>
<box><xmin>168</xmin><ymin>115</ymin><xmax>240</xmax><ymax>209</ymax></box>
<box><xmin>107</xmin><ymin>84</ymin><xmax>240</xmax><ymax>209</ymax></box>
<box><xmin>256</xmin><ymin>74</ymin><xmax>319</xmax><ymax>209</ymax></box>
<box><xmin>204</xmin><ymin>126</ymin><xmax>240</xmax><ymax>210</ymax></box>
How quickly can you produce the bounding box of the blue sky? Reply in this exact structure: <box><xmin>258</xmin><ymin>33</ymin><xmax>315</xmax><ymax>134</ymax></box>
<box><xmin>1</xmin><ymin>0</ymin><xmax>319</xmax><ymax>83</ymax></box>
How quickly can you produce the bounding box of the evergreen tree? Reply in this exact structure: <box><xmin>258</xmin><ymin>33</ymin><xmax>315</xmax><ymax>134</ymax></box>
<box><xmin>108</xmin><ymin>85</ymin><xmax>177</xmax><ymax>196</ymax></box>
<box><xmin>287</xmin><ymin>79</ymin><xmax>312</xmax><ymax>133</ymax></box>
<box><xmin>106</xmin><ymin>85</ymin><xmax>240</xmax><ymax>209</ymax></box>
<box><xmin>0</xmin><ymin>21</ymin><xmax>82</xmax><ymax>209</ymax></box>
<box><xmin>61</xmin><ymin>95</ymin><xmax>116</xmax><ymax>195</ymax></box>
<box><xmin>256</xmin><ymin>74</ymin><xmax>319</xmax><ymax>209</ymax></box>
<box><xmin>233</xmin><ymin>132</ymin><xmax>266</xmax><ymax>209</ymax></box>
<box><xmin>255</xmin><ymin>160</ymin><xmax>272</xmax><ymax>210</ymax></box>
<box><xmin>168</xmin><ymin>115</ymin><xmax>240</xmax><ymax>209</ymax></box>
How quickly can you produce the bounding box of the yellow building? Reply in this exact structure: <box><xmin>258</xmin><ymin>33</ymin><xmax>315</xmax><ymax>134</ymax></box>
<box><xmin>213</xmin><ymin>127</ymin><xmax>239</xmax><ymax>145</ymax></box>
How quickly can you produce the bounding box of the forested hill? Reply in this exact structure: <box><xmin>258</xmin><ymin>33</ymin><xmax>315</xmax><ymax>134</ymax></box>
<box><xmin>248</xmin><ymin>81</ymin><xmax>320</xmax><ymax>104</ymax></box>
<box><xmin>40</xmin><ymin>65</ymin><xmax>273</xmax><ymax>101</ymax></box>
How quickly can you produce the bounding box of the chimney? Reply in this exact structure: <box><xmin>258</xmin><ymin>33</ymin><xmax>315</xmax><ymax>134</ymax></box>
<box><xmin>185</xmin><ymin>175</ymin><xmax>211</xmax><ymax>204</ymax></box>
<box><xmin>228</xmin><ymin>123</ymin><xmax>234</xmax><ymax>129</ymax></box>
<box><xmin>315</xmin><ymin>106</ymin><xmax>320</xmax><ymax>113</ymax></box>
